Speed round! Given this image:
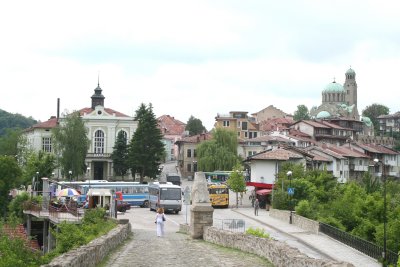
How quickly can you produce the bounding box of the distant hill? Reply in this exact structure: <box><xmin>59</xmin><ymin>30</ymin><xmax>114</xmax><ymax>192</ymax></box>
<box><xmin>0</xmin><ymin>109</ymin><xmax>37</xmax><ymax>136</ymax></box>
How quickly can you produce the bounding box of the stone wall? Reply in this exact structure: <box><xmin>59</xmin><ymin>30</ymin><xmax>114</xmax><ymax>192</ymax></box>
<box><xmin>42</xmin><ymin>221</ymin><xmax>131</xmax><ymax>267</ymax></box>
<box><xmin>203</xmin><ymin>226</ymin><xmax>353</xmax><ymax>267</ymax></box>
<box><xmin>269</xmin><ymin>209</ymin><xmax>319</xmax><ymax>234</ymax></box>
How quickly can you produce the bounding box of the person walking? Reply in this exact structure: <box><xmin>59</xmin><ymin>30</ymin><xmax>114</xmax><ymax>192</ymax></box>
<box><xmin>155</xmin><ymin>208</ymin><xmax>166</xmax><ymax>237</ymax></box>
<box><xmin>254</xmin><ymin>198</ymin><xmax>259</xmax><ymax>216</ymax></box>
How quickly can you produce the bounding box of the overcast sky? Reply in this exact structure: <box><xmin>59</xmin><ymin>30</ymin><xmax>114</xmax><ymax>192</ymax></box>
<box><xmin>1</xmin><ymin>1</ymin><xmax>399</xmax><ymax>130</ymax></box>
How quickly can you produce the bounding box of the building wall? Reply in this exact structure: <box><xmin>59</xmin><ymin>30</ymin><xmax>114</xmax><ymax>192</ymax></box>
<box><xmin>250</xmin><ymin>161</ymin><xmax>277</xmax><ymax>184</ymax></box>
<box><xmin>252</xmin><ymin>105</ymin><xmax>288</xmax><ymax>122</ymax></box>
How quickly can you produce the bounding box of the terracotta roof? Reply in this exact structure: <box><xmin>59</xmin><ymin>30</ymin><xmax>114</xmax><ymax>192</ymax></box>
<box><xmin>354</xmin><ymin>142</ymin><xmax>399</xmax><ymax>155</ymax></box>
<box><xmin>259</xmin><ymin>117</ymin><xmax>293</xmax><ymax>132</ymax></box>
<box><xmin>306</xmin><ymin>145</ymin><xmax>346</xmax><ymax>159</ymax></box>
<box><xmin>250</xmin><ymin>148</ymin><xmax>304</xmax><ymax>160</ymax></box>
<box><xmin>177</xmin><ymin>133</ymin><xmax>212</xmax><ymax>144</ymax></box>
<box><xmin>26</xmin><ymin>116</ymin><xmax>58</xmax><ymax>131</ymax></box>
<box><xmin>157</xmin><ymin>115</ymin><xmax>186</xmax><ymax>135</ymax></box>
<box><xmin>307</xmin><ymin>151</ymin><xmax>332</xmax><ymax>162</ymax></box>
<box><xmin>248</xmin><ymin>135</ymin><xmax>292</xmax><ymax>143</ymax></box>
<box><xmin>327</xmin><ymin>146</ymin><xmax>370</xmax><ymax>158</ymax></box>
<box><xmin>79</xmin><ymin>107</ymin><xmax>129</xmax><ymax>117</ymax></box>
<box><xmin>2</xmin><ymin>224</ymin><xmax>40</xmax><ymax>251</ymax></box>
<box><xmin>288</xmin><ymin>129</ymin><xmax>311</xmax><ymax>138</ymax></box>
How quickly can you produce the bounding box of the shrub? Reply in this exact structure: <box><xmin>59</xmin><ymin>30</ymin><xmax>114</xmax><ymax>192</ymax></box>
<box><xmin>245</xmin><ymin>227</ymin><xmax>270</xmax><ymax>238</ymax></box>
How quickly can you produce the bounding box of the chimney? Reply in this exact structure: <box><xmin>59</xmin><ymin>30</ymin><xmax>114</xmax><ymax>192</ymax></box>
<box><xmin>57</xmin><ymin>98</ymin><xmax>60</xmax><ymax>124</ymax></box>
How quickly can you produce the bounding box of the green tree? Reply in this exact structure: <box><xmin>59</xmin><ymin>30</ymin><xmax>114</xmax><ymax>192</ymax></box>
<box><xmin>22</xmin><ymin>150</ymin><xmax>56</xmax><ymax>190</ymax></box>
<box><xmin>128</xmin><ymin>103</ymin><xmax>165</xmax><ymax>183</ymax></box>
<box><xmin>362</xmin><ymin>103</ymin><xmax>390</xmax><ymax>134</ymax></box>
<box><xmin>52</xmin><ymin>111</ymin><xmax>89</xmax><ymax>179</ymax></box>
<box><xmin>185</xmin><ymin>115</ymin><xmax>207</xmax><ymax>136</ymax></box>
<box><xmin>0</xmin><ymin>108</ymin><xmax>37</xmax><ymax>136</ymax></box>
<box><xmin>226</xmin><ymin>163</ymin><xmax>246</xmax><ymax>208</ymax></box>
<box><xmin>0</xmin><ymin>156</ymin><xmax>22</xmax><ymax>217</ymax></box>
<box><xmin>111</xmin><ymin>131</ymin><xmax>129</xmax><ymax>180</ymax></box>
<box><xmin>293</xmin><ymin>105</ymin><xmax>310</xmax><ymax>121</ymax></box>
<box><xmin>197</xmin><ymin>127</ymin><xmax>240</xmax><ymax>172</ymax></box>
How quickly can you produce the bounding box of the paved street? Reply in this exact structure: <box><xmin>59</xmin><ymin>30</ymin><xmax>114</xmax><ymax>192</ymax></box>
<box><xmin>103</xmin><ymin>162</ymin><xmax>380</xmax><ymax>267</ymax></box>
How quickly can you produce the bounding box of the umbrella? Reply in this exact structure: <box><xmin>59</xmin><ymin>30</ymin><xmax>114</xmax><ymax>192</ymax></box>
<box><xmin>256</xmin><ymin>189</ymin><xmax>272</xmax><ymax>196</ymax></box>
<box><xmin>57</xmin><ymin>188</ymin><xmax>80</xmax><ymax>197</ymax></box>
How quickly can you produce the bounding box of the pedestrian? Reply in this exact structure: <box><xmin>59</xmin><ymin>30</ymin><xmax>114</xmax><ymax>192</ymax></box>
<box><xmin>254</xmin><ymin>198</ymin><xmax>259</xmax><ymax>216</ymax></box>
<box><xmin>155</xmin><ymin>207</ymin><xmax>166</xmax><ymax>237</ymax></box>
<box><xmin>250</xmin><ymin>190</ymin><xmax>255</xmax><ymax>207</ymax></box>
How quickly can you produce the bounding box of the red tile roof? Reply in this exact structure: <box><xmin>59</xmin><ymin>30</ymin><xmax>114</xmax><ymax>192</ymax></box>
<box><xmin>2</xmin><ymin>224</ymin><xmax>40</xmax><ymax>251</ymax></box>
<box><xmin>327</xmin><ymin>146</ymin><xmax>370</xmax><ymax>158</ymax></box>
<box><xmin>251</xmin><ymin>148</ymin><xmax>304</xmax><ymax>160</ymax></box>
<box><xmin>354</xmin><ymin>142</ymin><xmax>399</xmax><ymax>155</ymax></box>
<box><xmin>26</xmin><ymin>116</ymin><xmax>58</xmax><ymax>131</ymax></box>
<box><xmin>177</xmin><ymin>133</ymin><xmax>212</xmax><ymax>143</ymax></box>
<box><xmin>157</xmin><ymin>115</ymin><xmax>186</xmax><ymax>135</ymax></box>
<box><xmin>79</xmin><ymin>107</ymin><xmax>129</xmax><ymax>117</ymax></box>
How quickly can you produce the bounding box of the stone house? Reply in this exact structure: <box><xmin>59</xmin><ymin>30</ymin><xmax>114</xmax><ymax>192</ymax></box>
<box><xmin>175</xmin><ymin>133</ymin><xmax>212</xmax><ymax>179</ymax></box>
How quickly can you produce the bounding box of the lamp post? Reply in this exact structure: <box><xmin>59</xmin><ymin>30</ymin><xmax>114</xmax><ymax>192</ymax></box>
<box><xmin>87</xmin><ymin>167</ymin><xmax>91</xmax><ymax>189</ymax></box>
<box><xmin>374</xmin><ymin>158</ymin><xmax>387</xmax><ymax>267</ymax></box>
<box><xmin>68</xmin><ymin>170</ymin><xmax>72</xmax><ymax>181</ymax></box>
<box><xmin>287</xmin><ymin>171</ymin><xmax>293</xmax><ymax>224</ymax></box>
<box><xmin>35</xmin><ymin>171</ymin><xmax>39</xmax><ymax>195</ymax></box>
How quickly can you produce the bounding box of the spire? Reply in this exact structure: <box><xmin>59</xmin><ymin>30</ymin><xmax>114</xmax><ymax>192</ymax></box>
<box><xmin>91</xmin><ymin>74</ymin><xmax>105</xmax><ymax>109</ymax></box>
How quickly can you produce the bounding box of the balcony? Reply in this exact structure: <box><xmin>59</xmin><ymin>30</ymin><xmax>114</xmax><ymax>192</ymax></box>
<box><xmin>86</xmin><ymin>153</ymin><xmax>111</xmax><ymax>159</ymax></box>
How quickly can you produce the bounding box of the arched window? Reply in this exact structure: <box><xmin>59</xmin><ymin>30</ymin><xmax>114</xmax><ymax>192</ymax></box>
<box><xmin>94</xmin><ymin>130</ymin><xmax>105</xmax><ymax>154</ymax></box>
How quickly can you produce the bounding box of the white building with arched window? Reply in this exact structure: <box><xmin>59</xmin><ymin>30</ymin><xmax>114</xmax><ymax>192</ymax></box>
<box><xmin>24</xmin><ymin>82</ymin><xmax>138</xmax><ymax>181</ymax></box>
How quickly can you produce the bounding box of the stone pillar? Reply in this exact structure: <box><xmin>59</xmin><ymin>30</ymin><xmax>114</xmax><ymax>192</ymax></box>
<box><xmin>43</xmin><ymin>219</ymin><xmax>48</xmax><ymax>253</ymax></box>
<box><xmin>189</xmin><ymin>172</ymin><xmax>214</xmax><ymax>239</ymax></box>
<box><xmin>41</xmin><ymin>177</ymin><xmax>49</xmax><ymax>211</ymax></box>
<box><xmin>26</xmin><ymin>214</ymin><xmax>32</xmax><ymax>236</ymax></box>
<box><xmin>190</xmin><ymin>204</ymin><xmax>213</xmax><ymax>239</ymax></box>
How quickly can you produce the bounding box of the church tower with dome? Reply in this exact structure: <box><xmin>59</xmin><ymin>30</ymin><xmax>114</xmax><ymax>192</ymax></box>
<box><xmin>310</xmin><ymin>67</ymin><xmax>360</xmax><ymax>120</ymax></box>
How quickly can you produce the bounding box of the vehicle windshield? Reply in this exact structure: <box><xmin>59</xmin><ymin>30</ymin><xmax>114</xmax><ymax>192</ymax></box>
<box><xmin>160</xmin><ymin>188</ymin><xmax>181</xmax><ymax>200</ymax></box>
<box><xmin>209</xmin><ymin>188</ymin><xmax>229</xmax><ymax>194</ymax></box>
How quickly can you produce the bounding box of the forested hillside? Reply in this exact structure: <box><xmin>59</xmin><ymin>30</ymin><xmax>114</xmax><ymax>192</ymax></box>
<box><xmin>0</xmin><ymin>109</ymin><xmax>37</xmax><ymax>136</ymax></box>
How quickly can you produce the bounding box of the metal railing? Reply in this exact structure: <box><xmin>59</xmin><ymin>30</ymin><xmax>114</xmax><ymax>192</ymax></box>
<box><xmin>214</xmin><ymin>219</ymin><xmax>246</xmax><ymax>233</ymax></box>
<box><xmin>24</xmin><ymin>201</ymin><xmax>84</xmax><ymax>223</ymax></box>
<box><xmin>319</xmin><ymin>222</ymin><xmax>398</xmax><ymax>265</ymax></box>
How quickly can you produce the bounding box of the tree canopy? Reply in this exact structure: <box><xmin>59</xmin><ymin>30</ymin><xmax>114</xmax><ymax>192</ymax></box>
<box><xmin>293</xmin><ymin>105</ymin><xmax>310</xmax><ymax>121</ymax></box>
<box><xmin>185</xmin><ymin>115</ymin><xmax>207</xmax><ymax>136</ymax></box>
<box><xmin>128</xmin><ymin>103</ymin><xmax>165</xmax><ymax>183</ymax></box>
<box><xmin>111</xmin><ymin>131</ymin><xmax>129</xmax><ymax>180</ymax></box>
<box><xmin>362</xmin><ymin>103</ymin><xmax>390</xmax><ymax>134</ymax></box>
<box><xmin>226</xmin><ymin>163</ymin><xmax>247</xmax><ymax>208</ymax></box>
<box><xmin>52</xmin><ymin>111</ymin><xmax>89</xmax><ymax>179</ymax></box>
<box><xmin>273</xmin><ymin>162</ymin><xmax>400</xmax><ymax>255</ymax></box>
<box><xmin>0</xmin><ymin>109</ymin><xmax>37</xmax><ymax>136</ymax></box>
<box><xmin>196</xmin><ymin>127</ymin><xmax>240</xmax><ymax>171</ymax></box>
<box><xmin>0</xmin><ymin>156</ymin><xmax>22</xmax><ymax>217</ymax></box>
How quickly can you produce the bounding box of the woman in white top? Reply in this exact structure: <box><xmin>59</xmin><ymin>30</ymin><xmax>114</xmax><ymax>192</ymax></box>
<box><xmin>155</xmin><ymin>207</ymin><xmax>166</xmax><ymax>237</ymax></box>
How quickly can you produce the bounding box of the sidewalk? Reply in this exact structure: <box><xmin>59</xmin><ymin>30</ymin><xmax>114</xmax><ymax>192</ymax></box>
<box><xmin>233</xmin><ymin>207</ymin><xmax>380</xmax><ymax>267</ymax></box>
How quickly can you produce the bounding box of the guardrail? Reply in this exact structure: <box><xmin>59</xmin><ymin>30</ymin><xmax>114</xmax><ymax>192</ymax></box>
<box><xmin>213</xmin><ymin>219</ymin><xmax>246</xmax><ymax>233</ymax></box>
<box><xmin>319</xmin><ymin>222</ymin><xmax>398</xmax><ymax>265</ymax></box>
<box><xmin>23</xmin><ymin>201</ymin><xmax>84</xmax><ymax>223</ymax></box>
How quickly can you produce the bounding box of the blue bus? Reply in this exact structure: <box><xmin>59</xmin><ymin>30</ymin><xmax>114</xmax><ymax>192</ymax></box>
<box><xmin>57</xmin><ymin>181</ymin><xmax>149</xmax><ymax>208</ymax></box>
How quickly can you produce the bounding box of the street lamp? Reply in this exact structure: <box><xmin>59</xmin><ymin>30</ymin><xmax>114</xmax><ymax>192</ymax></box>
<box><xmin>287</xmin><ymin>171</ymin><xmax>293</xmax><ymax>224</ymax></box>
<box><xmin>374</xmin><ymin>158</ymin><xmax>387</xmax><ymax>267</ymax></box>
<box><xmin>68</xmin><ymin>170</ymin><xmax>72</xmax><ymax>181</ymax></box>
<box><xmin>35</xmin><ymin>172</ymin><xmax>39</xmax><ymax>194</ymax></box>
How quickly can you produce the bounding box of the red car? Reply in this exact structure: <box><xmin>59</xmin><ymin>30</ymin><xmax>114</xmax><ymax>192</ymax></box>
<box><xmin>116</xmin><ymin>200</ymin><xmax>131</xmax><ymax>212</ymax></box>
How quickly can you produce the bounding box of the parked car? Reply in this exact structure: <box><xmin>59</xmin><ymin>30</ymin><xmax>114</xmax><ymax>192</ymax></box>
<box><xmin>116</xmin><ymin>200</ymin><xmax>131</xmax><ymax>212</ymax></box>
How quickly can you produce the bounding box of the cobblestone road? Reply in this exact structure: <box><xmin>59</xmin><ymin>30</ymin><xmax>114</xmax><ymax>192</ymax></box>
<box><xmin>103</xmin><ymin>229</ymin><xmax>273</xmax><ymax>267</ymax></box>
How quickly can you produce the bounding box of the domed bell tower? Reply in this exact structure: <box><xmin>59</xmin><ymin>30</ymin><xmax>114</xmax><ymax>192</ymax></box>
<box><xmin>344</xmin><ymin>67</ymin><xmax>357</xmax><ymax>107</ymax></box>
